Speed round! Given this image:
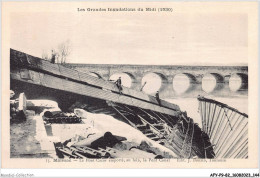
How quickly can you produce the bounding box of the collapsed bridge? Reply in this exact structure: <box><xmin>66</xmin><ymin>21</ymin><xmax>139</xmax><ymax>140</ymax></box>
<box><xmin>10</xmin><ymin>49</ymin><xmax>219</xmax><ymax>158</ymax></box>
<box><xmin>10</xmin><ymin>49</ymin><xmax>182</xmax><ymax>117</ymax></box>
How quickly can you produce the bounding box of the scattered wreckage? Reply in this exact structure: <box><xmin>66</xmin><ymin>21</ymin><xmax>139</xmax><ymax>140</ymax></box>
<box><xmin>10</xmin><ymin>49</ymin><xmax>248</xmax><ymax>159</ymax></box>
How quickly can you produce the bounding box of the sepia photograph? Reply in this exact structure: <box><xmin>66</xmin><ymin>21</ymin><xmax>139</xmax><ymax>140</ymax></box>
<box><xmin>1</xmin><ymin>1</ymin><xmax>259</xmax><ymax>174</ymax></box>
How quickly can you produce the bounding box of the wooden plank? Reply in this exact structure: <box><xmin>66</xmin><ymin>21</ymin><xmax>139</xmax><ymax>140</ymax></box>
<box><xmin>39</xmin><ymin>60</ymin><xmax>61</xmax><ymax>75</ymax></box>
<box><xmin>79</xmin><ymin>86</ymin><xmax>105</xmax><ymax>100</ymax></box>
<box><xmin>148</xmin><ymin>95</ymin><xmax>159</xmax><ymax>105</ymax></box>
<box><xmin>78</xmin><ymin>72</ymin><xmax>117</xmax><ymax>91</ymax></box>
<box><xmin>61</xmin><ymin>79</ymin><xmax>120</xmax><ymax>103</ymax></box>
<box><xmin>160</xmin><ymin>100</ymin><xmax>180</xmax><ymax>111</ymax></box>
<box><xmin>161</xmin><ymin>108</ymin><xmax>178</xmax><ymax>116</ymax></box>
<box><xmin>61</xmin><ymin>79</ymin><xmax>86</xmax><ymax>94</ymax></box>
<box><xmin>121</xmin><ymin>86</ymin><xmax>131</xmax><ymax>95</ymax></box>
<box><xmin>118</xmin><ymin>95</ymin><xmax>134</xmax><ymax>105</ymax></box>
<box><xmin>96</xmin><ymin>90</ymin><xmax>120</xmax><ymax>103</ymax></box>
<box><xmin>41</xmin><ymin>74</ymin><xmax>64</xmax><ymax>90</ymax></box>
<box><xmin>131</xmin><ymin>97</ymin><xmax>157</xmax><ymax>111</ymax></box>
<box><xmin>58</xmin><ymin>64</ymin><xmax>80</xmax><ymax>80</ymax></box>
<box><xmin>128</xmin><ymin>89</ymin><xmax>150</xmax><ymax>101</ymax></box>
<box><xmin>150</xmin><ymin>103</ymin><xmax>163</xmax><ymax>113</ymax></box>
<box><xmin>61</xmin><ymin>79</ymin><xmax>104</xmax><ymax>100</ymax></box>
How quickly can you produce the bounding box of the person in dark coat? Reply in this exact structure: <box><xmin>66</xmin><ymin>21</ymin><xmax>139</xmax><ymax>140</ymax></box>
<box><xmin>155</xmin><ymin>91</ymin><xmax>161</xmax><ymax>106</ymax></box>
<box><xmin>51</xmin><ymin>50</ymin><xmax>56</xmax><ymax>64</ymax></box>
<box><xmin>115</xmin><ymin>77</ymin><xmax>123</xmax><ymax>94</ymax></box>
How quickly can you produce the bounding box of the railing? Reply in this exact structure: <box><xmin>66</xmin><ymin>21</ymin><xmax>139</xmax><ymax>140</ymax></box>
<box><xmin>198</xmin><ymin>96</ymin><xmax>248</xmax><ymax>158</ymax></box>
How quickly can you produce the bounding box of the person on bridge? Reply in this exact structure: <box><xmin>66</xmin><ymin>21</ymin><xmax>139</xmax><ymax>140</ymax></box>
<box><xmin>155</xmin><ymin>91</ymin><xmax>161</xmax><ymax>106</ymax></box>
<box><xmin>51</xmin><ymin>50</ymin><xmax>56</xmax><ymax>64</ymax></box>
<box><xmin>115</xmin><ymin>77</ymin><xmax>123</xmax><ymax>94</ymax></box>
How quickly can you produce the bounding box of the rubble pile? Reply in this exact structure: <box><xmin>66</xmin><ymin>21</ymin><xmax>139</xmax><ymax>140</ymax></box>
<box><xmin>54</xmin><ymin>131</ymin><xmax>170</xmax><ymax>159</ymax></box>
<box><xmin>43</xmin><ymin>111</ymin><xmax>82</xmax><ymax>124</ymax></box>
<box><xmin>10</xmin><ymin>91</ymin><xmax>215</xmax><ymax>159</ymax></box>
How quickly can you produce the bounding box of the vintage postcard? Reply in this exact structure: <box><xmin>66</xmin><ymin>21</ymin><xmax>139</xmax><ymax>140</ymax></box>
<box><xmin>1</xmin><ymin>1</ymin><xmax>259</xmax><ymax>171</ymax></box>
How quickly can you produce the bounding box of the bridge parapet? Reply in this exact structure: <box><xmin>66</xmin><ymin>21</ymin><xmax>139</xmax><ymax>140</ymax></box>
<box><xmin>9</xmin><ymin>49</ymin><xmax>248</xmax><ymax>99</ymax></box>
<box><xmin>66</xmin><ymin>64</ymin><xmax>248</xmax><ymax>98</ymax></box>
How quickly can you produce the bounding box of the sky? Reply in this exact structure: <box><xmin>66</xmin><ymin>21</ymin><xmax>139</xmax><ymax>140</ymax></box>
<box><xmin>10</xmin><ymin>12</ymin><xmax>248</xmax><ymax>65</ymax></box>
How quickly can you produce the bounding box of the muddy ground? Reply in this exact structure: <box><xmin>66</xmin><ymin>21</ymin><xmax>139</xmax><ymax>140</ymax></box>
<box><xmin>10</xmin><ymin>111</ymin><xmax>52</xmax><ymax>158</ymax></box>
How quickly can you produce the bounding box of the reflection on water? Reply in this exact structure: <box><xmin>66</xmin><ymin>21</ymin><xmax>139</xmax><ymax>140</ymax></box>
<box><xmin>202</xmin><ymin>74</ymin><xmax>217</xmax><ymax>93</ymax></box>
<box><xmin>108</xmin><ymin>73</ymin><xmax>244</xmax><ymax>95</ymax></box>
<box><xmin>141</xmin><ymin>73</ymin><xmax>162</xmax><ymax>94</ymax></box>
<box><xmin>109</xmin><ymin>73</ymin><xmax>132</xmax><ymax>88</ymax></box>
<box><xmin>172</xmin><ymin>74</ymin><xmax>190</xmax><ymax>94</ymax></box>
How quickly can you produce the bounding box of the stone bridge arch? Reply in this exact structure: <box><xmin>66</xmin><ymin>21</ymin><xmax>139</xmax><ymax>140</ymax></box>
<box><xmin>109</xmin><ymin>72</ymin><xmax>137</xmax><ymax>88</ymax></box>
<box><xmin>202</xmin><ymin>73</ymin><xmax>225</xmax><ymax>93</ymax></box>
<box><xmin>67</xmin><ymin>64</ymin><xmax>248</xmax><ymax>98</ymax></box>
<box><xmin>140</xmin><ymin>72</ymin><xmax>168</xmax><ymax>94</ymax></box>
<box><xmin>172</xmin><ymin>73</ymin><xmax>197</xmax><ymax>95</ymax></box>
<box><xmin>229</xmin><ymin>73</ymin><xmax>248</xmax><ymax>92</ymax></box>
